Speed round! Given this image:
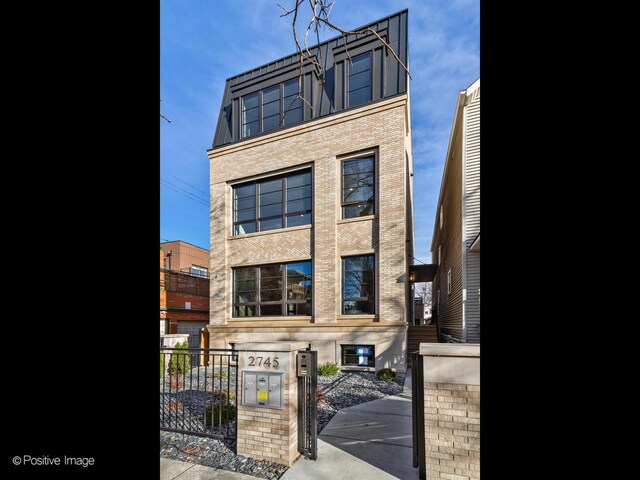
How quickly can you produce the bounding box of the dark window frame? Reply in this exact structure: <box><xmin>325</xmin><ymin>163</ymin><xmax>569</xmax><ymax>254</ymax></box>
<box><xmin>232</xmin><ymin>261</ymin><xmax>312</xmax><ymax>317</ymax></box>
<box><xmin>347</xmin><ymin>52</ymin><xmax>372</xmax><ymax>108</ymax></box>
<box><xmin>232</xmin><ymin>168</ymin><xmax>312</xmax><ymax>236</ymax></box>
<box><xmin>341</xmin><ymin>344</ymin><xmax>375</xmax><ymax>367</ymax></box>
<box><xmin>342</xmin><ymin>254</ymin><xmax>375</xmax><ymax>315</ymax></box>
<box><xmin>241</xmin><ymin>79</ymin><xmax>304</xmax><ymax>139</ymax></box>
<box><xmin>341</xmin><ymin>155</ymin><xmax>375</xmax><ymax>219</ymax></box>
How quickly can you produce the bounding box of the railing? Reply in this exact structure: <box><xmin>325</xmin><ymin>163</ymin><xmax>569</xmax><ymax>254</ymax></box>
<box><xmin>160</xmin><ymin>347</ymin><xmax>238</xmax><ymax>442</ymax></box>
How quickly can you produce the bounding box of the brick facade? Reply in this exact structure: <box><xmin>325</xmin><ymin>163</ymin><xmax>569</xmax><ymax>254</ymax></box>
<box><xmin>208</xmin><ymin>96</ymin><xmax>413</xmax><ymax>370</ymax></box>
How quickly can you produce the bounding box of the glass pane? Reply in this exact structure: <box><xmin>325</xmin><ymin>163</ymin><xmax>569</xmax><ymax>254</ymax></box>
<box><xmin>343</xmin><ymin>172</ymin><xmax>374</xmax><ymax>189</ymax></box>
<box><xmin>234</xmin><ymin>221</ymin><xmax>256</xmax><ymax>235</ymax></box>
<box><xmin>287</xmin><ymin>302</ymin><xmax>311</xmax><ymax>316</ymax></box>
<box><xmin>349</xmin><ymin>53</ymin><xmax>371</xmax><ymax>75</ymax></box>
<box><xmin>263</xmin><ymin>100</ymin><xmax>280</xmax><ymax>118</ymax></box>
<box><xmin>286</xmin><ymin>184</ymin><xmax>311</xmax><ymax>200</ymax></box>
<box><xmin>286</xmin><ymin>212</ymin><xmax>311</xmax><ymax>227</ymax></box>
<box><xmin>235</xmin><ymin>267</ymin><xmax>255</xmax><ymax>281</ymax></box>
<box><xmin>349</xmin><ymin>70</ymin><xmax>370</xmax><ymax>91</ymax></box>
<box><xmin>343</xmin><ymin>300</ymin><xmax>374</xmax><ymax>315</ymax></box>
<box><xmin>283</xmin><ymin>95</ymin><xmax>302</xmax><ymax>110</ymax></box>
<box><xmin>234</xmin><ymin>184</ymin><xmax>255</xmax><ymax>199</ymax></box>
<box><xmin>283</xmin><ymin>79</ymin><xmax>299</xmax><ymax>97</ymax></box>
<box><xmin>260</xmin><ymin>289</ymin><xmax>283</xmax><ymax>301</ymax></box>
<box><xmin>260</xmin><ymin>178</ymin><xmax>282</xmax><ymax>194</ymax></box>
<box><xmin>243</xmin><ymin>92</ymin><xmax>259</xmax><ymax>110</ymax></box>
<box><xmin>260</xmin><ymin>190</ymin><xmax>282</xmax><ymax>206</ymax></box>
<box><xmin>260</xmin><ymin>217</ymin><xmax>283</xmax><ymax>231</ymax></box>
<box><xmin>283</xmin><ymin>107</ymin><xmax>302</xmax><ymax>125</ymax></box>
<box><xmin>242</xmin><ymin>120</ymin><xmax>259</xmax><ymax>138</ymax></box>
<box><xmin>263</xmin><ymin>85</ymin><xmax>280</xmax><ymax>104</ymax></box>
<box><xmin>287</xmin><ymin>262</ymin><xmax>312</xmax><ymax>300</ymax></box>
<box><xmin>242</xmin><ymin>106</ymin><xmax>259</xmax><ymax>123</ymax></box>
<box><xmin>234</xmin><ymin>196</ymin><xmax>255</xmax><ymax>210</ymax></box>
<box><xmin>234</xmin><ymin>305</ymin><xmax>255</xmax><ymax>317</ymax></box>
<box><xmin>260</xmin><ymin>304</ymin><xmax>283</xmax><ymax>316</ymax></box>
<box><xmin>287</xmin><ymin>171</ymin><xmax>311</xmax><ymax>188</ymax></box>
<box><xmin>262</xmin><ymin>114</ymin><xmax>279</xmax><ymax>132</ymax></box>
<box><xmin>343</xmin><ymin>202</ymin><xmax>374</xmax><ymax>218</ymax></box>
<box><xmin>260</xmin><ymin>203</ymin><xmax>282</xmax><ymax>218</ymax></box>
<box><xmin>287</xmin><ymin>198</ymin><xmax>311</xmax><ymax>213</ymax></box>
<box><xmin>343</xmin><ymin>185</ymin><xmax>374</xmax><ymax>203</ymax></box>
<box><xmin>343</xmin><ymin>158</ymin><xmax>374</xmax><ymax>174</ymax></box>
<box><xmin>234</xmin><ymin>291</ymin><xmax>257</xmax><ymax>304</ymax></box>
<box><xmin>234</xmin><ymin>207</ymin><xmax>255</xmax><ymax>222</ymax></box>
<box><xmin>349</xmin><ymin>86</ymin><xmax>370</xmax><ymax>107</ymax></box>
<box><xmin>261</xmin><ymin>264</ymin><xmax>282</xmax><ymax>278</ymax></box>
<box><xmin>235</xmin><ymin>280</ymin><xmax>256</xmax><ymax>293</ymax></box>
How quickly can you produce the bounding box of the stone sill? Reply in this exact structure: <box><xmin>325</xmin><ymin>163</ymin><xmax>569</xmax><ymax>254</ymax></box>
<box><xmin>337</xmin><ymin>215</ymin><xmax>377</xmax><ymax>225</ymax></box>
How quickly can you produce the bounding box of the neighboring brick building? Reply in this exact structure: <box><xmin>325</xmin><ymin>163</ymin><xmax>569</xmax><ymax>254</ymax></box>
<box><xmin>207</xmin><ymin>11</ymin><xmax>415</xmax><ymax>371</ymax></box>
<box><xmin>160</xmin><ymin>242</ymin><xmax>210</xmax><ymax>346</ymax></box>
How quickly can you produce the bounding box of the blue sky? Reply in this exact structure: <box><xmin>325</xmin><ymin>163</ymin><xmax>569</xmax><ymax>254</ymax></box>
<box><xmin>160</xmin><ymin>0</ymin><xmax>479</xmax><ymax>264</ymax></box>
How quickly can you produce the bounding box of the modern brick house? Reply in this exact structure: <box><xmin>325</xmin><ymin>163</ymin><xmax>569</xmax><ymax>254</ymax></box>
<box><xmin>431</xmin><ymin>79</ymin><xmax>480</xmax><ymax>343</ymax></box>
<box><xmin>160</xmin><ymin>241</ymin><xmax>210</xmax><ymax>346</ymax></box>
<box><xmin>207</xmin><ymin>10</ymin><xmax>414</xmax><ymax>370</ymax></box>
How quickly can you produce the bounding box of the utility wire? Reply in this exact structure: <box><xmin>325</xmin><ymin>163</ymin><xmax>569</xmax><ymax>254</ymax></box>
<box><xmin>160</xmin><ymin>179</ymin><xmax>209</xmax><ymax>207</ymax></box>
<box><xmin>170</xmin><ymin>174</ymin><xmax>209</xmax><ymax>196</ymax></box>
<box><xmin>410</xmin><ymin>255</ymin><xmax>430</xmax><ymax>265</ymax></box>
<box><xmin>160</xmin><ymin>177</ymin><xmax>208</xmax><ymax>203</ymax></box>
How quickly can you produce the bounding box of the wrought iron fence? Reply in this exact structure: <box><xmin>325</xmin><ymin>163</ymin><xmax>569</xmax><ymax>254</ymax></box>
<box><xmin>160</xmin><ymin>347</ymin><xmax>238</xmax><ymax>442</ymax></box>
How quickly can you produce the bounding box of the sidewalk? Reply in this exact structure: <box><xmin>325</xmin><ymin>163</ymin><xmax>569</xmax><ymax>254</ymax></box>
<box><xmin>161</xmin><ymin>458</ymin><xmax>258</xmax><ymax>480</ymax></box>
<box><xmin>281</xmin><ymin>370</ymin><xmax>417</xmax><ymax>480</ymax></box>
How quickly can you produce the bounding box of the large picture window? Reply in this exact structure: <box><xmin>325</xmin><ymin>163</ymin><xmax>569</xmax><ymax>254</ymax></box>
<box><xmin>241</xmin><ymin>78</ymin><xmax>304</xmax><ymax>139</ymax></box>
<box><xmin>233</xmin><ymin>169</ymin><xmax>312</xmax><ymax>235</ymax></box>
<box><xmin>233</xmin><ymin>261</ymin><xmax>312</xmax><ymax>317</ymax></box>
<box><xmin>342</xmin><ymin>255</ymin><xmax>375</xmax><ymax>314</ymax></box>
<box><xmin>342</xmin><ymin>156</ymin><xmax>374</xmax><ymax>219</ymax></box>
<box><xmin>341</xmin><ymin>344</ymin><xmax>375</xmax><ymax>367</ymax></box>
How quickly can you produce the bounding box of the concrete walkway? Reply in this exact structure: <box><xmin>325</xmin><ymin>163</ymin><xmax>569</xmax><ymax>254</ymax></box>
<box><xmin>161</xmin><ymin>458</ymin><xmax>258</xmax><ymax>480</ymax></box>
<box><xmin>161</xmin><ymin>370</ymin><xmax>417</xmax><ymax>480</ymax></box>
<box><xmin>281</xmin><ymin>370</ymin><xmax>418</xmax><ymax>480</ymax></box>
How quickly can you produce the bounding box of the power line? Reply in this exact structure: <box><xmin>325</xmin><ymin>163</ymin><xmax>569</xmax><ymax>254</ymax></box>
<box><xmin>409</xmin><ymin>255</ymin><xmax>430</xmax><ymax>265</ymax></box>
<box><xmin>160</xmin><ymin>177</ymin><xmax>208</xmax><ymax>203</ymax></box>
<box><xmin>170</xmin><ymin>174</ymin><xmax>209</xmax><ymax>196</ymax></box>
<box><xmin>160</xmin><ymin>178</ymin><xmax>209</xmax><ymax>207</ymax></box>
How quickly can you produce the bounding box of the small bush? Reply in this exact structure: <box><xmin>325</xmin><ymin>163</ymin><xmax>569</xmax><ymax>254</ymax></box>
<box><xmin>169</xmin><ymin>341</ymin><xmax>191</xmax><ymax>374</ymax></box>
<box><xmin>160</xmin><ymin>352</ymin><xmax>166</xmax><ymax>378</ymax></box>
<box><xmin>318</xmin><ymin>362</ymin><xmax>339</xmax><ymax>376</ymax></box>
<box><xmin>376</xmin><ymin>368</ymin><xmax>396</xmax><ymax>382</ymax></box>
<box><xmin>205</xmin><ymin>394</ymin><xmax>237</xmax><ymax>426</ymax></box>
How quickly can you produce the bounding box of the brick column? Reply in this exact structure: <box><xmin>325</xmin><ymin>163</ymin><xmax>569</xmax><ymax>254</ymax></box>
<box><xmin>235</xmin><ymin>342</ymin><xmax>308</xmax><ymax>467</ymax></box>
<box><xmin>420</xmin><ymin>343</ymin><xmax>480</xmax><ymax>480</ymax></box>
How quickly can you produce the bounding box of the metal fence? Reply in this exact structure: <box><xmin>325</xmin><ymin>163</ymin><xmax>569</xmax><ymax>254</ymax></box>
<box><xmin>160</xmin><ymin>347</ymin><xmax>238</xmax><ymax>442</ymax></box>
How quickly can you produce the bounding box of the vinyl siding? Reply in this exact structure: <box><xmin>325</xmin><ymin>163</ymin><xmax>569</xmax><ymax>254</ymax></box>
<box><xmin>463</xmin><ymin>88</ymin><xmax>480</xmax><ymax>343</ymax></box>
<box><xmin>434</xmin><ymin>134</ymin><xmax>464</xmax><ymax>340</ymax></box>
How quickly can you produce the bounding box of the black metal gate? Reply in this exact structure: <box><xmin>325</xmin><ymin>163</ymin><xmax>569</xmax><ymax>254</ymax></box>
<box><xmin>411</xmin><ymin>351</ymin><xmax>426</xmax><ymax>479</ymax></box>
<box><xmin>160</xmin><ymin>347</ymin><xmax>238</xmax><ymax>443</ymax></box>
<box><xmin>297</xmin><ymin>349</ymin><xmax>317</xmax><ymax>460</ymax></box>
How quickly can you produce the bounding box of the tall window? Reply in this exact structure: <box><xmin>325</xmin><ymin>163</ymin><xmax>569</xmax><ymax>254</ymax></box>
<box><xmin>342</xmin><ymin>156</ymin><xmax>374</xmax><ymax>218</ymax></box>
<box><xmin>342</xmin><ymin>255</ymin><xmax>375</xmax><ymax>314</ymax></box>
<box><xmin>233</xmin><ymin>261</ymin><xmax>312</xmax><ymax>317</ymax></box>
<box><xmin>348</xmin><ymin>53</ymin><xmax>372</xmax><ymax>107</ymax></box>
<box><xmin>241</xmin><ymin>79</ymin><xmax>304</xmax><ymax>139</ymax></box>
<box><xmin>233</xmin><ymin>169</ymin><xmax>311</xmax><ymax>235</ymax></box>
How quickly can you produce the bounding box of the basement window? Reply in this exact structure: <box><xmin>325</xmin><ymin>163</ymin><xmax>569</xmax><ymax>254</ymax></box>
<box><xmin>341</xmin><ymin>344</ymin><xmax>375</xmax><ymax>367</ymax></box>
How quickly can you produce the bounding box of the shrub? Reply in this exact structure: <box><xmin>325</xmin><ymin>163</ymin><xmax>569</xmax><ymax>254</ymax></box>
<box><xmin>205</xmin><ymin>393</ymin><xmax>237</xmax><ymax>426</ymax></box>
<box><xmin>169</xmin><ymin>341</ymin><xmax>191</xmax><ymax>374</ymax></box>
<box><xmin>318</xmin><ymin>362</ymin><xmax>339</xmax><ymax>376</ymax></box>
<box><xmin>376</xmin><ymin>368</ymin><xmax>396</xmax><ymax>382</ymax></box>
<box><xmin>160</xmin><ymin>352</ymin><xmax>166</xmax><ymax>378</ymax></box>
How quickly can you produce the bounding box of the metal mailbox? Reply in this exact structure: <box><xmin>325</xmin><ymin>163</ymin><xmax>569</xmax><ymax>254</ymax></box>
<box><xmin>242</xmin><ymin>372</ymin><xmax>283</xmax><ymax>409</ymax></box>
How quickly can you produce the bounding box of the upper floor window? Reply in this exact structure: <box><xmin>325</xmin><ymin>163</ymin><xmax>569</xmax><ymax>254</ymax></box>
<box><xmin>241</xmin><ymin>79</ymin><xmax>303</xmax><ymax>139</ymax></box>
<box><xmin>233</xmin><ymin>260</ymin><xmax>312</xmax><ymax>317</ymax></box>
<box><xmin>341</xmin><ymin>156</ymin><xmax>375</xmax><ymax>219</ymax></box>
<box><xmin>190</xmin><ymin>265</ymin><xmax>208</xmax><ymax>278</ymax></box>
<box><xmin>233</xmin><ymin>169</ymin><xmax>312</xmax><ymax>235</ymax></box>
<box><xmin>348</xmin><ymin>53</ymin><xmax>372</xmax><ymax>108</ymax></box>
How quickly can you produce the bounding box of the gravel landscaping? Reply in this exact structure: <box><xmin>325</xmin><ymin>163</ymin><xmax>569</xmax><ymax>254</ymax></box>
<box><xmin>160</xmin><ymin>368</ymin><xmax>406</xmax><ymax>479</ymax></box>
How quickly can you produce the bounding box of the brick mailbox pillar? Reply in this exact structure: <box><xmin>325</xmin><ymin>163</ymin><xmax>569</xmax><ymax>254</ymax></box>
<box><xmin>420</xmin><ymin>343</ymin><xmax>480</xmax><ymax>480</ymax></box>
<box><xmin>235</xmin><ymin>342</ymin><xmax>308</xmax><ymax>467</ymax></box>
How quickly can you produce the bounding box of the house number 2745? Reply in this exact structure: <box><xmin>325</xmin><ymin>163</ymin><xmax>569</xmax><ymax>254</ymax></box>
<box><xmin>247</xmin><ymin>356</ymin><xmax>279</xmax><ymax>368</ymax></box>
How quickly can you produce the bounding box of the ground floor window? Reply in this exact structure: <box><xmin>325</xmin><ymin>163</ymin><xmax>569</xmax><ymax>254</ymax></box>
<box><xmin>341</xmin><ymin>344</ymin><xmax>375</xmax><ymax>367</ymax></box>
